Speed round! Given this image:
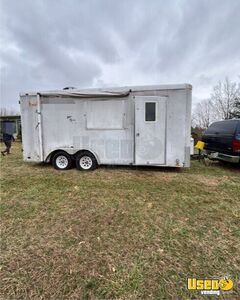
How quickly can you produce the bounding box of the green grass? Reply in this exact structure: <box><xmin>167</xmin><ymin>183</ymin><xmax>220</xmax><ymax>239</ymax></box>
<box><xmin>0</xmin><ymin>143</ymin><xmax>240</xmax><ymax>299</ymax></box>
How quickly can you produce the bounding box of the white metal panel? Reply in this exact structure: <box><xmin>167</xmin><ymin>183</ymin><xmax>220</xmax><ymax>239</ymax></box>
<box><xmin>20</xmin><ymin>83</ymin><xmax>192</xmax><ymax>97</ymax></box>
<box><xmin>20</xmin><ymin>95</ymin><xmax>41</xmax><ymax>161</ymax></box>
<box><xmin>36</xmin><ymin>94</ymin><xmax>43</xmax><ymax>161</ymax></box>
<box><xmin>86</xmin><ymin>100</ymin><xmax>124</xmax><ymax>129</ymax></box>
<box><xmin>135</xmin><ymin>96</ymin><xmax>167</xmax><ymax>165</ymax></box>
<box><xmin>164</xmin><ymin>89</ymin><xmax>190</xmax><ymax>167</ymax></box>
<box><xmin>40</xmin><ymin>97</ymin><xmax>134</xmax><ymax>165</ymax></box>
<box><xmin>20</xmin><ymin>84</ymin><xmax>192</xmax><ymax>168</ymax></box>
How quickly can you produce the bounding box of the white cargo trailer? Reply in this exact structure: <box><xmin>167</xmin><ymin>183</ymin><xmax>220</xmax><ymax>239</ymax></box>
<box><xmin>20</xmin><ymin>84</ymin><xmax>192</xmax><ymax>170</ymax></box>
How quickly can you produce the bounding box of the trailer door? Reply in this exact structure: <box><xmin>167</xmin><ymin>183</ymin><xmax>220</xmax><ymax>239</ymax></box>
<box><xmin>135</xmin><ymin>96</ymin><xmax>167</xmax><ymax>165</ymax></box>
<box><xmin>20</xmin><ymin>95</ymin><xmax>43</xmax><ymax>162</ymax></box>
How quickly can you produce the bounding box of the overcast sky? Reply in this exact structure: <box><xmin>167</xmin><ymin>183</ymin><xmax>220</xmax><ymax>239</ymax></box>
<box><xmin>0</xmin><ymin>0</ymin><xmax>240</xmax><ymax>111</ymax></box>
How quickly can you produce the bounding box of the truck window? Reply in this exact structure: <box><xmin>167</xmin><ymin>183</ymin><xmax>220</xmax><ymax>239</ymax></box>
<box><xmin>145</xmin><ymin>102</ymin><xmax>156</xmax><ymax>122</ymax></box>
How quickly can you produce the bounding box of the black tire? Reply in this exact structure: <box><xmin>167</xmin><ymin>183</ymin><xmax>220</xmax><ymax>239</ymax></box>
<box><xmin>75</xmin><ymin>151</ymin><xmax>98</xmax><ymax>171</ymax></box>
<box><xmin>52</xmin><ymin>151</ymin><xmax>72</xmax><ymax>170</ymax></box>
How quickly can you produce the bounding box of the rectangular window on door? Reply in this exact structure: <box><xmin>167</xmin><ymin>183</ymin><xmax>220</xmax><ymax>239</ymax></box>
<box><xmin>145</xmin><ymin>102</ymin><xmax>156</xmax><ymax>121</ymax></box>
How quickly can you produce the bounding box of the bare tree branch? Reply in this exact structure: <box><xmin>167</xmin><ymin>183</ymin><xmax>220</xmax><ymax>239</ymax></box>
<box><xmin>0</xmin><ymin>107</ymin><xmax>19</xmax><ymax>116</ymax></box>
<box><xmin>210</xmin><ymin>77</ymin><xmax>240</xmax><ymax>120</ymax></box>
<box><xmin>192</xmin><ymin>99</ymin><xmax>216</xmax><ymax>129</ymax></box>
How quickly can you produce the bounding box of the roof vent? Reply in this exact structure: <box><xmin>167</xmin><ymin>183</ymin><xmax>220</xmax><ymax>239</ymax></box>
<box><xmin>63</xmin><ymin>87</ymin><xmax>76</xmax><ymax>90</ymax></box>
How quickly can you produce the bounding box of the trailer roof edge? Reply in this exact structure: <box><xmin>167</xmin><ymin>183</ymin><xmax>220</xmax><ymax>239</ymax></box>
<box><xmin>19</xmin><ymin>83</ymin><xmax>192</xmax><ymax>97</ymax></box>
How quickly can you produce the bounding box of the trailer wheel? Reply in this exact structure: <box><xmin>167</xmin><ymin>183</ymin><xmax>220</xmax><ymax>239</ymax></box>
<box><xmin>76</xmin><ymin>151</ymin><xmax>97</xmax><ymax>171</ymax></box>
<box><xmin>52</xmin><ymin>151</ymin><xmax>72</xmax><ymax>170</ymax></box>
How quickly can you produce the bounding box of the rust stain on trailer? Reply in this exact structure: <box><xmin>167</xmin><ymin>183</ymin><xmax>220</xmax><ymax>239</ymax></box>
<box><xmin>29</xmin><ymin>100</ymin><xmax>37</xmax><ymax>107</ymax></box>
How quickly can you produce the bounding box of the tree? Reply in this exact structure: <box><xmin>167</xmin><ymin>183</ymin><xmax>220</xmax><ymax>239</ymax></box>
<box><xmin>0</xmin><ymin>107</ymin><xmax>19</xmax><ymax>116</ymax></box>
<box><xmin>192</xmin><ymin>99</ymin><xmax>215</xmax><ymax>129</ymax></box>
<box><xmin>210</xmin><ymin>77</ymin><xmax>240</xmax><ymax>120</ymax></box>
<box><xmin>229</xmin><ymin>98</ymin><xmax>240</xmax><ymax>119</ymax></box>
<box><xmin>192</xmin><ymin>77</ymin><xmax>240</xmax><ymax>129</ymax></box>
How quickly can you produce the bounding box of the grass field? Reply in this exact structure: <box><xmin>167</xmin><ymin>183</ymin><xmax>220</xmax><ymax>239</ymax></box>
<box><xmin>0</xmin><ymin>143</ymin><xmax>240</xmax><ymax>299</ymax></box>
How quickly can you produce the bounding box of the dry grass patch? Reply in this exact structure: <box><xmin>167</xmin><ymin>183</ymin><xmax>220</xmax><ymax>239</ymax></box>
<box><xmin>0</xmin><ymin>143</ymin><xmax>240</xmax><ymax>299</ymax></box>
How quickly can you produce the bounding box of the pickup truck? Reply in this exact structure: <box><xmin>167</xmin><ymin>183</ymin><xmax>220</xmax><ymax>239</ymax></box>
<box><xmin>202</xmin><ymin>119</ymin><xmax>240</xmax><ymax>164</ymax></box>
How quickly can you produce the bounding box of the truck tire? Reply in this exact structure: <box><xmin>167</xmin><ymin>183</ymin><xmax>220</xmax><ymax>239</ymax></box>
<box><xmin>75</xmin><ymin>151</ymin><xmax>97</xmax><ymax>171</ymax></box>
<box><xmin>52</xmin><ymin>151</ymin><xmax>72</xmax><ymax>170</ymax></box>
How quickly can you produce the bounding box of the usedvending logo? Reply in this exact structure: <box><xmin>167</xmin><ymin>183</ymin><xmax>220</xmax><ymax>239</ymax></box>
<box><xmin>188</xmin><ymin>277</ymin><xmax>234</xmax><ymax>296</ymax></box>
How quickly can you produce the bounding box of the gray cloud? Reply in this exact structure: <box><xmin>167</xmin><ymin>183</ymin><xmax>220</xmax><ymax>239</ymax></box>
<box><xmin>0</xmin><ymin>0</ymin><xmax>240</xmax><ymax>110</ymax></box>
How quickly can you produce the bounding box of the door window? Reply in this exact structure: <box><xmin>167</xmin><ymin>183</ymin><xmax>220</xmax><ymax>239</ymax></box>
<box><xmin>145</xmin><ymin>102</ymin><xmax>156</xmax><ymax>122</ymax></box>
